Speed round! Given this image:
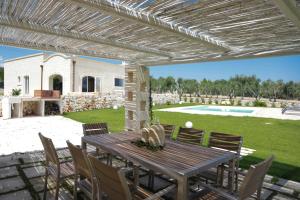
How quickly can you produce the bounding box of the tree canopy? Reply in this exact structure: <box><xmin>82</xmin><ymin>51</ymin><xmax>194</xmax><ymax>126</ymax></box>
<box><xmin>150</xmin><ymin>75</ymin><xmax>300</xmax><ymax>101</ymax></box>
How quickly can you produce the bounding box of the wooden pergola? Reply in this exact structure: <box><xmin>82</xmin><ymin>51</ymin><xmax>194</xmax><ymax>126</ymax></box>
<box><xmin>0</xmin><ymin>0</ymin><xmax>300</xmax><ymax>130</ymax></box>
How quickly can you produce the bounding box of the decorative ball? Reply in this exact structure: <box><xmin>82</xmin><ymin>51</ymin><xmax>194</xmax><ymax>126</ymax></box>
<box><xmin>179</xmin><ymin>101</ymin><xmax>183</xmax><ymax>104</ymax></box>
<box><xmin>185</xmin><ymin>121</ymin><xmax>193</xmax><ymax>128</ymax></box>
<box><xmin>113</xmin><ymin>105</ymin><xmax>118</xmax><ymax>110</ymax></box>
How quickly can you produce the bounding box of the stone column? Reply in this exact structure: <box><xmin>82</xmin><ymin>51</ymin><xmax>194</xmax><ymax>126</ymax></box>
<box><xmin>124</xmin><ymin>63</ymin><xmax>150</xmax><ymax>131</ymax></box>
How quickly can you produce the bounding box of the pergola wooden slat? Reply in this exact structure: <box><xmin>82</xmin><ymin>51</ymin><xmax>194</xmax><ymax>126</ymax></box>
<box><xmin>0</xmin><ymin>0</ymin><xmax>300</xmax><ymax>130</ymax></box>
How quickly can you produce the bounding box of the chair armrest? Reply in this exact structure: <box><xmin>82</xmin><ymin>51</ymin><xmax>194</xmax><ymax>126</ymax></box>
<box><xmin>143</xmin><ymin>184</ymin><xmax>176</xmax><ymax>200</ymax></box>
<box><xmin>197</xmin><ymin>182</ymin><xmax>238</xmax><ymax>200</ymax></box>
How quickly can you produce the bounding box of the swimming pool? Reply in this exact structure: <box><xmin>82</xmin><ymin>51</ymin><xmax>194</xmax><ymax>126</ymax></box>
<box><xmin>184</xmin><ymin>106</ymin><xmax>254</xmax><ymax>113</ymax></box>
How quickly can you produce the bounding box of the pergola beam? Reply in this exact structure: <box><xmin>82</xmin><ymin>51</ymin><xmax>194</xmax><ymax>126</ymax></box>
<box><xmin>0</xmin><ymin>19</ymin><xmax>172</xmax><ymax>58</ymax></box>
<box><xmin>273</xmin><ymin>0</ymin><xmax>300</xmax><ymax>29</ymax></box>
<box><xmin>0</xmin><ymin>40</ymin><xmax>127</xmax><ymax>61</ymax></box>
<box><xmin>61</xmin><ymin>0</ymin><xmax>229</xmax><ymax>52</ymax></box>
<box><xmin>143</xmin><ymin>51</ymin><xmax>300</xmax><ymax>67</ymax></box>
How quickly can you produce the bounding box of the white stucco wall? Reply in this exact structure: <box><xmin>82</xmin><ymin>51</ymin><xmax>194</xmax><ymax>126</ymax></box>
<box><xmin>4</xmin><ymin>54</ymin><xmax>44</xmax><ymax>96</ymax></box>
<box><xmin>4</xmin><ymin>53</ymin><xmax>125</xmax><ymax>96</ymax></box>
<box><xmin>43</xmin><ymin>54</ymin><xmax>72</xmax><ymax>95</ymax></box>
<box><xmin>74</xmin><ymin>57</ymin><xmax>125</xmax><ymax>94</ymax></box>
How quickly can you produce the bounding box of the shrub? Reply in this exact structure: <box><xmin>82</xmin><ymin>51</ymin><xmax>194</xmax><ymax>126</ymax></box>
<box><xmin>245</xmin><ymin>102</ymin><xmax>250</xmax><ymax>107</ymax></box>
<box><xmin>184</xmin><ymin>97</ymin><xmax>187</xmax><ymax>102</ymax></box>
<box><xmin>195</xmin><ymin>98</ymin><xmax>200</xmax><ymax>103</ymax></box>
<box><xmin>280</xmin><ymin>102</ymin><xmax>287</xmax><ymax>108</ymax></box>
<box><xmin>166</xmin><ymin>101</ymin><xmax>171</xmax><ymax>105</ymax></box>
<box><xmin>253</xmin><ymin>100</ymin><xmax>267</xmax><ymax>107</ymax></box>
<box><xmin>12</xmin><ymin>88</ymin><xmax>21</xmax><ymax>96</ymax></box>
<box><xmin>237</xmin><ymin>100</ymin><xmax>242</xmax><ymax>106</ymax></box>
<box><xmin>230</xmin><ymin>99</ymin><xmax>234</xmax><ymax>105</ymax></box>
<box><xmin>214</xmin><ymin>99</ymin><xmax>218</xmax><ymax>104</ymax></box>
<box><xmin>201</xmin><ymin>98</ymin><xmax>205</xmax><ymax>104</ymax></box>
<box><xmin>190</xmin><ymin>98</ymin><xmax>194</xmax><ymax>103</ymax></box>
<box><xmin>208</xmin><ymin>98</ymin><xmax>212</xmax><ymax>104</ymax></box>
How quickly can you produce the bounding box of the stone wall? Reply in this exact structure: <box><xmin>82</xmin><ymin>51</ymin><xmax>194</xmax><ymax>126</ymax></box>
<box><xmin>61</xmin><ymin>92</ymin><xmax>124</xmax><ymax>112</ymax></box>
<box><xmin>151</xmin><ymin>93</ymin><xmax>180</xmax><ymax>104</ymax></box>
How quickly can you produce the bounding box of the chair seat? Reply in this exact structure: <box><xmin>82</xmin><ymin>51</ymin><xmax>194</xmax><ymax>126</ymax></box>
<box><xmin>128</xmin><ymin>184</ymin><xmax>164</xmax><ymax>200</ymax></box>
<box><xmin>194</xmin><ymin>188</ymin><xmax>231</xmax><ymax>200</ymax></box>
<box><xmin>78</xmin><ymin>178</ymin><xmax>94</xmax><ymax>199</ymax></box>
<box><xmin>48</xmin><ymin>161</ymin><xmax>75</xmax><ymax>178</ymax></box>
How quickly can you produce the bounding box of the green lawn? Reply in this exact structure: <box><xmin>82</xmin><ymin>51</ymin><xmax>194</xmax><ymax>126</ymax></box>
<box><xmin>64</xmin><ymin>105</ymin><xmax>300</xmax><ymax>181</ymax></box>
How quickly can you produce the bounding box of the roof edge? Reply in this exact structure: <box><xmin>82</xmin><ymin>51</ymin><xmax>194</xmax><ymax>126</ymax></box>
<box><xmin>4</xmin><ymin>53</ymin><xmax>45</xmax><ymax>63</ymax></box>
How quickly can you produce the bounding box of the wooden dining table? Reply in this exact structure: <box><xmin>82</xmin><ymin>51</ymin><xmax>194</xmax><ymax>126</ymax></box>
<box><xmin>82</xmin><ymin>131</ymin><xmax>236</xmax><ymax>200</ymax></box>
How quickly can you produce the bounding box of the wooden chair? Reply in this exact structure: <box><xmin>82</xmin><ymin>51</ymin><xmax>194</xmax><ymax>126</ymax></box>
<box><xmin>67</xmin><ymin>141</ymin><xmax>96</xmax><ymax>200</ymax></box>
<box><xmin>176</xmin><ymin>127</ymin><xmax>204</xmax><ymax>145</ymax></box>
<box><xmin>201</xmin><ymin>132</ymin><xmax>243</xmax><ymax>190</ymax></box>
<box><xmin>38</xmin><ymin>133</ymin><xmax>75</xmax><ymax>200</ymax></box>
<box><xmin>82</xmin><ymin>122</ymin><xmax>109</xmax><ymax>136</ymax></box>
<box><xmin>82</xmin><ymin>122</ymin><xmax>111</xmax><ymax>162</ymax></box>
<box><xmin>195</xmin><ymin>155</ymin><xmax>274</xmax><ymax>200</ymax></box>
<box><xmin>87</xmin><ymin>155</ymin><xmax>176</xmax><ymax>200</ymax></box>
<box><xmin>160</xmin><ymin>124</ymin><xmax>176</xmax><ymax>139</ymax></box>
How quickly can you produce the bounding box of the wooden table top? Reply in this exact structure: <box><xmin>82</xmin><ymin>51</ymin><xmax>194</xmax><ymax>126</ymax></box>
<box><xmin>82</xmin><ymin>132</ymin><xmax>235</xmax><ymax>179</ymax></box>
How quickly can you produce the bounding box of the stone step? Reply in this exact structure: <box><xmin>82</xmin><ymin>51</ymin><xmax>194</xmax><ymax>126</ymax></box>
<box><xmin>0</xmin><ymin>166</ymin><xmax>19</xmax><ymax>179</ymax></box>
<box><xmin>0</xmin><ymin>190</ymin><xmax>32</xmax><ymax>200</ymax></box>
<box><xmin>0</xmin><ymin>176</ymin><xmax>26</xmax><ymax>194</ymax></box>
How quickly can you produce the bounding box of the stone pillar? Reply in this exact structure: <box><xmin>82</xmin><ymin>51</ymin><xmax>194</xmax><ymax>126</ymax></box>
<box><xmin>124</xmin><ymin>63</ymin><xmax>150</xmax><ymax>131</ymax></box>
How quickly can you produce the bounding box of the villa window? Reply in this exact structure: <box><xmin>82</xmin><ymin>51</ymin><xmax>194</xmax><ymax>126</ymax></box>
<box><xmin>24</xmin><ymin>76</ymin><xmax>29</xmax><ymax>94</ymax></box>
<box><xmin>114</xmin><ymin>78</ymin><xmax>124</xmax><ymax>87</ymax></box>
<box><xmin>82</xmin><ymin>76</ymin><xmax>95</xmax><ymax>92</ymax></box>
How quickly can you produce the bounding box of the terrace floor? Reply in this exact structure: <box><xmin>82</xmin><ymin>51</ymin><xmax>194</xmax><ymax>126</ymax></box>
<box><xmin>0</xmin><ymin>149</ymin><xmax>300</xmax><ymax>200</ymax></box>
<box><xmin>0</xmin><ymin>116</ymin><xmax>82</xmax><ymax>155</ymax></box>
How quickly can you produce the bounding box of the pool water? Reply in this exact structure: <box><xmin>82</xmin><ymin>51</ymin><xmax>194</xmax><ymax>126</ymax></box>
<box><xmin>184</xmin><ymin>106</ymin><xmax>254</xmax><ymax>113</ymax></box>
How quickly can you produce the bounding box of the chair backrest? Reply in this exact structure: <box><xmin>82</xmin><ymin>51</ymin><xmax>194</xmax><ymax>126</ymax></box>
<box><xmin>82</xmin><ymin>122</ymin><xmax>108</xmax><ymax>136</ymax></box>
<box><xmin>161</xmin><ymin>124</ymin><xmax>176</xmax><ymax>139</ymax></box>
<box><xmin>177</xmin><ymin>127</ymin><xmax>204</xmax><ymax>145</ymax></box>
<box><xmin>208</xmin><ymin>132</ymin><xmax>243</xmax><ymax>154</ymax></box>
<box><xmin>38</xmin><ymin>133</ymin><xmax>59</xmax><ymax>165</ymax></box>
<box><xmin>239</xmin><ymin>155</ymin><xmax>274</xmax><ymax>199</ymax></box>
<box><xmin>88</xmin><ymin>155</ymin><xmax>131</xmax><ymax>200</ymax></box>
<box><xmin>66</xmin><ymin>141</ymin><xmax>91</xmax><ymax>179</ymax></box>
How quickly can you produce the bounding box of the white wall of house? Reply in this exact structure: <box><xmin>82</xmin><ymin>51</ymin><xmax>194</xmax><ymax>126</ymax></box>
<box><xmin>43</xmin><ymin>54</ymin><xmax>72</xmax><ymax>95</ymax></box>
<box><xmin>74</xmin><ymin>57</ymin><xmax>124</xmax><ymax>94</ymax></box>
<box><xmin>4</xmin><ymin>53</ymin><xmax>125</xmax><ymax>96</ymax></box>
<box><xmin>4</xmin><ymin>54</ymin><xmax>44</xmax><ymax>96</ymax></box>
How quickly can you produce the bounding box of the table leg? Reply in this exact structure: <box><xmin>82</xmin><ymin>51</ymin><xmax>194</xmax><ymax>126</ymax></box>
<box><xmin>177</xmin><ymin>177</ymin><xmax>188</xmax><ymax>200</ymax></box>
<box><xmin>81</xmin><ymin>140</ymin><xmax>87</xmax><ymax>150</ymax></box>
<box><xmin>228</xmin><ymin>159</ymin><xmax>236</xmax><ymax>193</ymax></box>
<box><xmin>133</xmin><ymin>165</ymin><xmax>140</xmax><ymax>192</ymax></box>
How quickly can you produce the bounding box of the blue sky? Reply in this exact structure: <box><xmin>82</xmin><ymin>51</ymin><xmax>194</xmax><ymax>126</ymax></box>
<box><xmin>1</xmin><ymin>45</ymin><xmax>299</xmax><ymax>82</ymax></box>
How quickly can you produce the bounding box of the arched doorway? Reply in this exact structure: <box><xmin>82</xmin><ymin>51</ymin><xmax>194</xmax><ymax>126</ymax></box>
<box><xmin>49</xmin><ymin>75</ymin><xmax>63</xmax><ymax>94</ymax></box>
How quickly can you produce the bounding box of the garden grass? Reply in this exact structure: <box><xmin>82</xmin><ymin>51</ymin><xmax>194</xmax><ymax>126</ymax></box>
<box><xmin>64</xmin><ymin>105</ymin><xmax>300</xmax><ymax>181</ymax></box>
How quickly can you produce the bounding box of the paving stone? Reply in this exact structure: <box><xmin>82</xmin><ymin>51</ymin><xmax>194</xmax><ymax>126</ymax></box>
<box><xmin>29</xmin><ymin>176</ymin><xmax>55</xmax><ymax>192</ymax></box>
<box><xmin>260</xmin><ymin>188</ymin><xmax>273</xmax><ymax>200</ymax></box>
<box><xmin>0</xmin><ymin>166</ymin><xmax>18</xmax><ymax>179</ymax></box>
<box><xmin>0</xmin><ymin>176</ymin><xmax>25</xmax><ymax>193</ymax></box>
<box><xmin>276</xmin><ymin>178</ymin><xmax>300</xmax><ymax>193</ymax></box>
<box><xmin>20</xmin><ymin>152</ymin><xmax>45</xmax><ymax>164</ymax></box>
<box><xmin>263</xmin><ymin>182</ymin><xmax>294</xmax><ymax>196</ymax></box>
<box><xmin>272</xmin><ymin>193</ymin><xmax>299</xmax><ymax>200</ymax></box>
<box><xmin>0</xmin><ymin>155</ymin><xmax>20</xmax><ymax>168</ymax></box>
<box><xmin>23</xmin><ymin>166</ymin><xmax>45</xmax><ymax>179</ymax></box>
<box><xmin>39</xmin><ymin>188</ymin><xmax>73</xmax><ymax>200</ymax></box>
<box><xmin>0</xmin><ymin>190</ymin><xmax>32</xmax><ymax>200</ymax></box>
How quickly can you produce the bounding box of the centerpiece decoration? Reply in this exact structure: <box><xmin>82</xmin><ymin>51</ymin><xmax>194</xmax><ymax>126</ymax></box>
<box><xmin>132</xmin><ymin>124</ymin><xmax>166</xmax><ymax>151</ymax></box>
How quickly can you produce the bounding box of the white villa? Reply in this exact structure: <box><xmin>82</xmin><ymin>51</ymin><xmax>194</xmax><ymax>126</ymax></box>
<box><xmin>4</xmin><ymin>53</ymin><xmax>125</xmax><ymax>96</ymax></box>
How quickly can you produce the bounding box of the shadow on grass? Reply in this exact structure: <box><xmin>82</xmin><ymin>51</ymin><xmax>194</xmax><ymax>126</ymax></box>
<box><xmin>240</xmin><ymin>155</ymin><xmax>300</xmax><ymax>182</ymax></box>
